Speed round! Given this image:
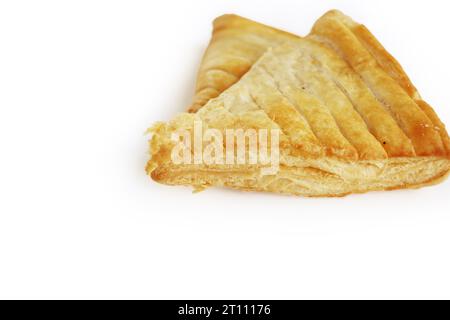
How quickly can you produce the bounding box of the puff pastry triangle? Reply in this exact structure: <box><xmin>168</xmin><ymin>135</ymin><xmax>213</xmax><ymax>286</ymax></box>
<box><xmin>147</xmin><ymin>11</ymin><xmax>450</xmax><ymax>196</ymax></box>
<box><xmin>189</xmin><ymin>14</ymin><xmax>300</xmax><ymax>113</ymax></box>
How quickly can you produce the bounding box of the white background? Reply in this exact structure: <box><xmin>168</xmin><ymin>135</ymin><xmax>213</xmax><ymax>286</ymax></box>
<box><xmin>0</xmin><ymin>0</ymin><xmax>449</xmax><ymax>299</ymax></box>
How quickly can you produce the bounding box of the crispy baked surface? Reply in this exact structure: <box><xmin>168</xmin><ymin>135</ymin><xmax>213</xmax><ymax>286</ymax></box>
<box><xmin>189</xmin><ymin>14</ymin><xmax>300</xmax><ymax>113</ymax></box>
<box><xmin>147</xmin><ymin>10</ymin><xmax>450</xmax><ymax>196</ymax></box>
<box><xmin>309</xmin><ymin>10</ymin><xmax>450</xmax><ymax>157</ymax></box>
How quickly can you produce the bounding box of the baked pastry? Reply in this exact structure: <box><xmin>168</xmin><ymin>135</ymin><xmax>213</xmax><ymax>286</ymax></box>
<box><xmin>309</xmin><ymin>10</ymin><xmax>450</xmax><ymax>155</ymax></box>
<box><xmin>147</xmin><ymin>11</ymin><xmax>450</xmax><ymax>196</ymax></box>
<box><xmin>189</xmin><ymin>14</ymin><xmax>300</xmax><ymax>112</ymax></box>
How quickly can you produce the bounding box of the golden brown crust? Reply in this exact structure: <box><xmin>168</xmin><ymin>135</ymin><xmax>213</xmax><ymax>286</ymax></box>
<box><xmin>189</xmin><ymin>14</ymin><xmax>300</xmax><ymax>112</ymax></box>
<box><xmin>290</xmin><ymin>39</ymin><xmax>416</xmax><ymax>158</ymax></box>
<box><xmin>150</xmin><ymin>163</ymin><xmax>450</xmax><ymax>198</ymax></box>
<box><xmin>147</xmin><ymin>117</ymin><xmax>450</xmax><ymax>197</ymax></box>
<box><xmin>319</xmin><ymin>10</ymin><xmax>419</xmax><ymax>98</ymax></box>
<box><xmin>147</xmin><ymin>11</ymin><xmax>450</xmax><ymax>197</ymax></box>
<box><xmin>270</xmin><ymin>42</ymin><xmax>388</xmax><ymax>160</ymax></box>
<box><xmin>309</xmin><ymin>10</ymin><xmax>449</xmax><ymax>157</ymax></box>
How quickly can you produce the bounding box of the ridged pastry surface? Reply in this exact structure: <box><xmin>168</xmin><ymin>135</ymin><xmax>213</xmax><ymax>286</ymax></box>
<box><xmin>147</xmin><ymin>10</ymin><xmax>450</xmax><ymax>196</ymax></box>
<box><xmin>309</xmin><ymin>10</ymin><xmax>449</xmax><ymax>157</ymax></box>
<box><xmin>189</xmin><ymin>14</ymin><xmax>300</xmax><ymax>112</ymax></box>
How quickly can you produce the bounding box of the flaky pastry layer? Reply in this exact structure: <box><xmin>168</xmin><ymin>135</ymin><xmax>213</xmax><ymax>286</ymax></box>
<box><xmin>190</xmin><ymin>14</ymin><xmax>300</xmax><ymax>112</ymax></box>
<box><xmin>147</xmin><ymin>10</ymin><xmax>450</xmax><ymax>196</ymax></box>
<box><xmin>147</xmin><ymin>110</ymin><xmax>450</xmax><ymax>197</ymax></box>
<box><xmin>150</xmin><ymin>159</ymin><xmax>450</xmax><ymax>197</ymax></box>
